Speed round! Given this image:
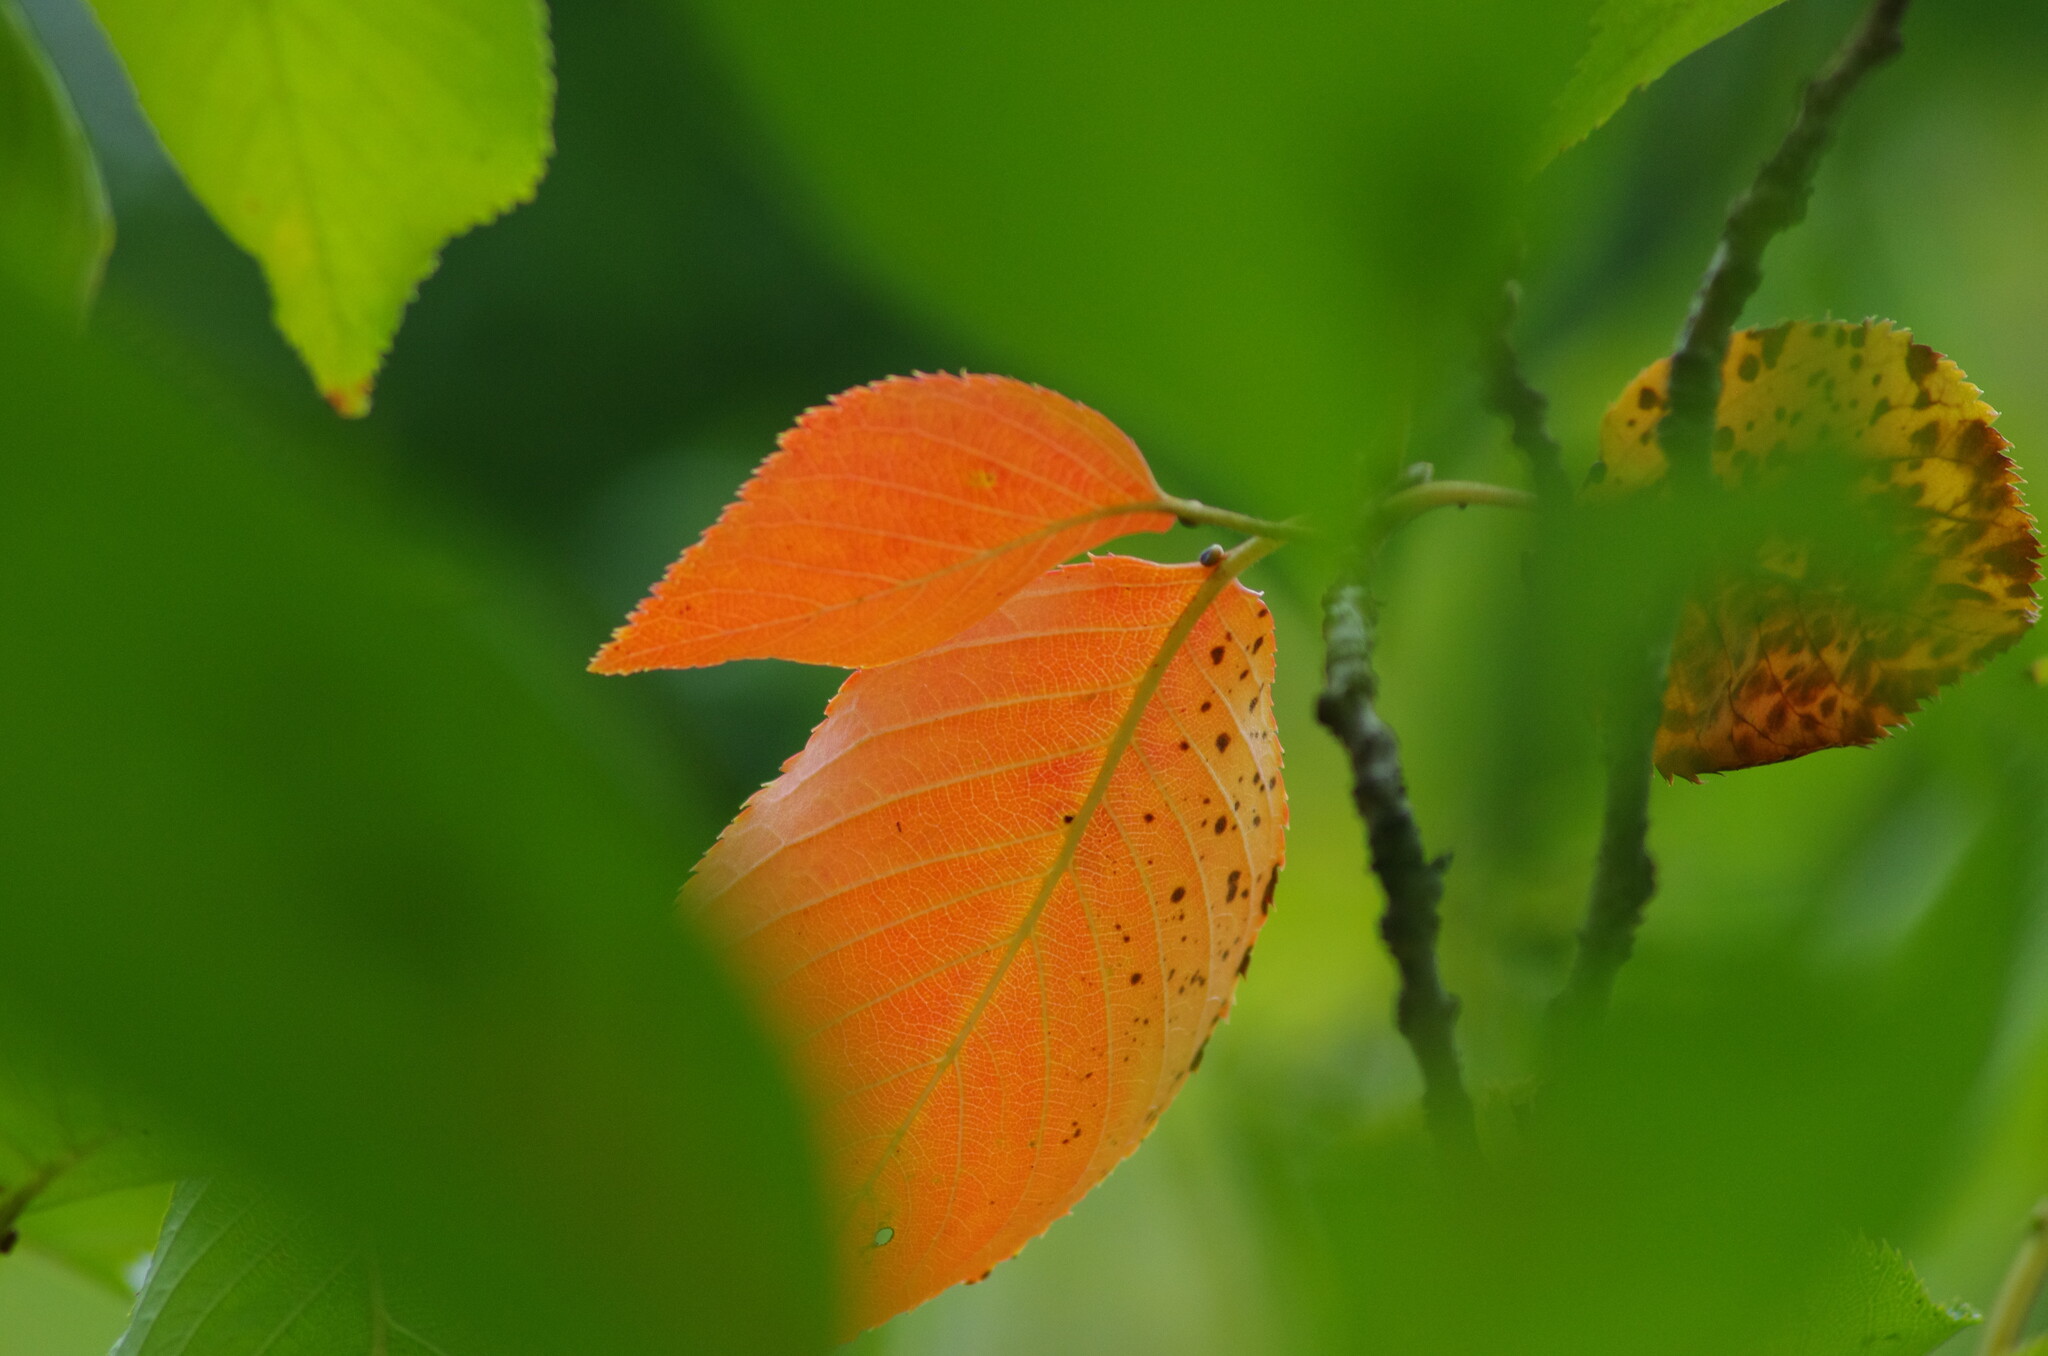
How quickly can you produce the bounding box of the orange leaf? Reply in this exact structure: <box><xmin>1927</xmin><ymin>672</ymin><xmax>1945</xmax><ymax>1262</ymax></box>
<box><xmin>591</xmin><ymin>374</ymin><xmax>1177</xmax><ymax>672</ymax></box>
<box><xmin>687</xmin><ymin>554</ymin><xmax>1286</xmax><ymax>1335</ymax></box>
<box><xmin>1595</xmin><ymin>319</ymin><xmax>2041</xmax><ymax>777</ymax></box>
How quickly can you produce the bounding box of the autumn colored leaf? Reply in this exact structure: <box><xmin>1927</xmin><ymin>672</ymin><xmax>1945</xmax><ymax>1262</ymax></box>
<box><xmin>592</xmin><ymin>374</ymin><xmax>1178</xmax><ymax>672</ymax></box>
<box><xmin>686</xmin><ymin>554</ymin><xmax>1286</xmax><ymax>1335</ymax></box>
<box><xmin>1593</xmin><ymin>319</ymin><xmax>2041</xmax><ymax>778</ymax></box>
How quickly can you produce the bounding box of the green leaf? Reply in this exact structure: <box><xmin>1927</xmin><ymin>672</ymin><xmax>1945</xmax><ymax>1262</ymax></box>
<box><xmin>685</xmin><ymin>0</ymin><xmax>1591</xmax><ymax>524</ymax></box>
<box><xmin>0</xmin><ymin>1047</ymin><xmax>177</xmax><ymax>1218</ymax></box>
<box><xmin>15</xmin><ymin>1185</ymin><xmax>172</xmax><ymax>1298</ymax></box>
<box><xmin>0</xmin><ymin>307</ymin><xmax>829</xmax><ymax>1354</ymax></box>
<box><xmin>86</xmin><ymin>0</ymin><xmax>554</xmax><ymax>414</ymax></box>
<box><xmin>1761</xmin><ymin>1237</ymin><xmax>1977</xmax><ymax>1356</ymax></box>
<box><xmin>0</xmin><ymin>0</ymin><xmax>111</xmax><ymax>318</ymax></box>
<box><xmin>1540</xmin><ymin>0</ymin><xmax>1791</xmax><ymax>161</ymax></box>
<box><xmin>0</xmin><ymin>1045</ymin><xmax>176</xmax><ymax>1300</ymax></box>
<box><xmin>116</xmin><ymin>1180</ymin><xmax>466</xmax><ymax>1356</ymax></box>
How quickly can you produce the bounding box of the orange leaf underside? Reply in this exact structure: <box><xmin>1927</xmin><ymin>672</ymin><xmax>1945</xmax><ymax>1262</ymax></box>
<box><xmin>1594</xmin><ymin>319</ymin><xmax>2040</xmax><ymax>778</ymax></box>
<box><xmin>591</xmin><ymin>374</ymin><xmax>1176</xmax><ymax>672</ymax></box>
<box><xmin>687</xmin><ymin>555</ymin><xmax>1287</xmax><ymax>1336</ymax></box>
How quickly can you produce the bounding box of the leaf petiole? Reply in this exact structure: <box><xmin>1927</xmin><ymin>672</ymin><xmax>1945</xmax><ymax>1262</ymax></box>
<box><xmin>1153</xmin><ymin>496</ymin><xmax>1315</xmax><ymax>543</ymax></box>
<box><xmin>1155</xmin><ymin>481</ymin><xmax>1534</xmax><ymax>554</ymax></box>
<box><xmin>1372</xmin><ymin>480</ymin><xmax>1536</xmax><ymax>547</ymax></box>
<box><xmin>1981</xmin><ymin>1200</ymin><xmax>2048</xmax><ymax>1355</ymax></box>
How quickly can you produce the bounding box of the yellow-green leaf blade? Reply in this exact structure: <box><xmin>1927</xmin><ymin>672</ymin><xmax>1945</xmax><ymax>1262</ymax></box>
<box><xmin>87</xmin><ymin>0</ymin><xmax>554</xmax><ymax>414</ymax></box>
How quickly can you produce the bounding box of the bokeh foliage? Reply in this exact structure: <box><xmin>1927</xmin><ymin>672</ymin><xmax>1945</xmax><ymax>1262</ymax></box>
<box><xmin>4</xmin><ymin>0</ymin><xmax>2048</xmax><ymax>1352</ymax></box>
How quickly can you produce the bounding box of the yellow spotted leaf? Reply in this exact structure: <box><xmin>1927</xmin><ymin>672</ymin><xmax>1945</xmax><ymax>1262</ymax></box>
<box><xmin>1594</xmin><ymin>320</ymin><xmax>2041</xmax><ymax>778</ymax></box>
<box><xmin>686</xmin><ymin>554</ymin><xmax>1286</xmax><ymax>1336</ymax></box>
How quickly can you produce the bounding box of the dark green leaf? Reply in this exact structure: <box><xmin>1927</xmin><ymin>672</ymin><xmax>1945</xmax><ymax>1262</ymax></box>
<box><xmin>0</xmin><ymin>301</ymin><xmax>830</xmax><ymax>1355</ymax></box>
<box><xmin>686</xmin><ymin>0</ymin><xmax>1590</xmax><ymax>521</ymax></box>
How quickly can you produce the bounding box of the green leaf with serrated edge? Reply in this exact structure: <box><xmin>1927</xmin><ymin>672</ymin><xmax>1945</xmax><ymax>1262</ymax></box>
<box><xmin>86</xmin><ymin>0</ymin><xmax>553</xmax><ymax>415</ymax></box>
<box><xmin>116</xmin><ymin>1180</ymin><xmax>469</xmax><ymax>1356</ymax></box>
<box><xmin>0</xmin><ymin>0</ymin><xmax>111</xmax><ymax>319</ymax></box>
<box><xmin>1762</xmin><ymin>1237</ymin><xmax>1978</xmax><ymax>1356</ymax></box>
<box><xmin>1540</xmin><ymin>0</ymin><xmax>1790</xmax><ymax>163</ymax></box>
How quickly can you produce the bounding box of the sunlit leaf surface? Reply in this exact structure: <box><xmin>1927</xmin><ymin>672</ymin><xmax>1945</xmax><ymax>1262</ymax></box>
<box><xmin>690</xmin><ymin>555</ymin><xmax>1286</xmax><ymax>1334</ymax></box>
<box><xmin>593</xmin><ymin>374</ymin><xmax>1175</xmax><ymax>672</ymax></box>
<box><xmin>87</xmin><ymin>0</ymin><xmax>553</xmax><ymax>414</ymax></box>
<box><xmin>1594</xmin><ymin>320</ymin><xmax>2040</xmax><ymax>777</ymax></box>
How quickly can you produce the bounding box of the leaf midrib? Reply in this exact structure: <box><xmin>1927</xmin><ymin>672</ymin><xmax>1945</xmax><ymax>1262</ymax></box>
<box><xmin>844</xmin><ymin>537</ymin><xmax>1282</xmax><ymax>1217</ymax></box>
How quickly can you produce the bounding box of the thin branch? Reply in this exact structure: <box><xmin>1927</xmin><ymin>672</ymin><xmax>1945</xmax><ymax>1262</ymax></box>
<box><xmin>1661</xmin><ymin>0</ymin><xmax>1911</xmax><ymax>486</ymax></box>
<box><xmin>1550</xmin><ymin>0</ymin><xmax>1912</xmax><ymax>1034</ymax></box>
<box><xmin>1550</xmin><ymin>631</ymin><xmax>1667</xmax><ymax>1038</ymax></box>
<box><xmin>1374</xmin><ymin>479</ymin><xmax>1536</xmax><ymax>544</ymax></box>
<box><xmin>1981</xmin><ymin>1199</ymin><xmax>2048</xmax><ymax>1356</ymax></box>
<box><xmin>1317</xmin><ymin>577</ymin><xmax>1480</xmax><ymax>1158</ymax></box>
<box><xmin>1155</xmin><ymin>496</ymin><xmax>1316</xmax><ymax>543</ymax></box>
<box><xmin>1482</xmin><ymin>279</ymin><xmax>1572</xmax><ymax>507</ymax></box>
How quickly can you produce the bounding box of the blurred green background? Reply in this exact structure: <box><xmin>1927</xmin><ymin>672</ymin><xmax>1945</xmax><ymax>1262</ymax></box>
<box><xmin>6</xmin><ymin>0</ymin><xmax>2048</xmax><ymax>1352</ymax></box>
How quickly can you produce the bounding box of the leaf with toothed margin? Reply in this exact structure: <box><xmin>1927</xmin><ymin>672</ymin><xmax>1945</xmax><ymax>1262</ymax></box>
<box><xmin>1759</xmin><ymin>1235</ymin><xmax>1977</xmax><ymax>1356</ymax></box>
<box><xmin>1590</xmin><ymin>319</ymin><xmax>2041</xmax><ymax>778</ymax></box>
<box><xmin>590</xmin><ymin>374</ymin><xmax>1177</xmax><ymax>673</ymax></box>
<box><xmin>684</xmin><ymin>554</ymin><xmax>1287</xmax><ymax>1337</ymax></box>
<box><xmin>1541</xmin><ymin>0</ymin><xmax>1791</xmax><ymax>163</ymax></box>
<box><xmin>86</xmin><ymin>0</ymin><xmax>554</xmax><ymax>416</ymax></box>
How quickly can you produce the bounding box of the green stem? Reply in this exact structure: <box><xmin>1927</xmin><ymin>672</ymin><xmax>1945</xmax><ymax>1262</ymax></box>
<box><xmin>1154</xmin><ymin>496</ymin><xmax>1316</xmax><ymax>543</ymax></box>
<box><xmin>1982</xmin><ymin>1200</ymin><xmax>2048</xmax><ymax>1355</ymax></box>
<box><xmin>1373</xmin><ymin>480</ymin><xmax>1536</xmax><ymax>545</ymax></box>
<box><xmin>1158</xmin><ymin>482</ymin><xmax>1533</xmax><ymax>550</ymax></box>
<box><xmin>1550</xmin><ymin>0</ymin><xmax>1911</xmax><ymax>1039</ymax></box>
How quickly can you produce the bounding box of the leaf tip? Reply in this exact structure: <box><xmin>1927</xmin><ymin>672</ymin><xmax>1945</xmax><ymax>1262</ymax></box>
<box><xmin>323</xmin><ymin>379</ymin><xmax>373</xmax><ymax>419</ymax></box>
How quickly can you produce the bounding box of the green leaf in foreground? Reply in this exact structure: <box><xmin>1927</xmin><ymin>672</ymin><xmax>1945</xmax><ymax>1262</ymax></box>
<box><xmin>116</xmin><ymin>1180</ymin><xmax>462</xmax><ymax>1356</ymax></box>
<box><xmin>1764</xmin><ymin>1236</ymin><xmax>1978</xmax><ymax>1356</ymax></box>
<box><xmin>1541</xmin><ymin>0</ymin><xmax>1790</xmax><ymax>162</ymax></box>
<box><xmin>0</xmin><ymin>306</ymin><xmax>829</xmax><ymax>1354</ymax></box>
<box><xmin>86</xmin><ymin>0</ymin><xmax>554</xmax><ymax>415</ymax></box>
<box><xmin>0</xmin><ymin>0</ymin><xmax>111</xmax><ymax>319</ymax></box>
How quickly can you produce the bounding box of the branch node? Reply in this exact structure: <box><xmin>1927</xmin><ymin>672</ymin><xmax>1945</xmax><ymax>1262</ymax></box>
<box><xmin>1551</xmin><ymin>0</ymin><xmax>1912</xmax><ymax>1043</ymax></box>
